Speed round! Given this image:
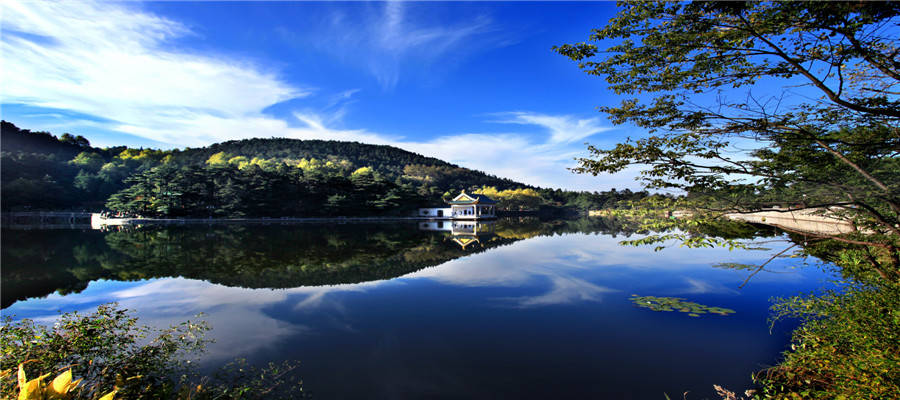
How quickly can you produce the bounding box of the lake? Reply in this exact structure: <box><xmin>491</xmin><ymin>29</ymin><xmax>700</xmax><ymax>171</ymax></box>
<box><xmin>1</xmin><ymin>218</ymin><xmax>834</xmax><ymax>399</ymax></box>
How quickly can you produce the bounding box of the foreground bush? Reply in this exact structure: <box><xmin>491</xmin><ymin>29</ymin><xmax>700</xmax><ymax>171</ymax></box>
<box><xmin>0</xmin><ymin>303</ymin><xmax>303</xmax><ymax>399</ymax></box>
<box><xmin>755</xmin><ymin>285</ymin><xmax>900</xmax><ymax>399</ymax></box>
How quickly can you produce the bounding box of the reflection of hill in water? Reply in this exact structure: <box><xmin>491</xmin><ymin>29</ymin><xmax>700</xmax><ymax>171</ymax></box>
<box><xmin>2</xmin><ymin>218</ymin><xmax>648</xmax><ymax>308</ymax></box>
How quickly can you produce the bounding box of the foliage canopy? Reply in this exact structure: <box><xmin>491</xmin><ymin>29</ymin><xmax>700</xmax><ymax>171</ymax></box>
<box><xmin>556</xmin><ymin>0</ymin><xmax>899</xmax><ymax>280</ymax></box>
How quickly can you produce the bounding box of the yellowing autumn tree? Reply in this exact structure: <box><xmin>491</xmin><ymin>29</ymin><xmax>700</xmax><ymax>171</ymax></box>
<box><xmin>473</xmin><ymin>186</ymin><xmax>545</xmax><ymax>210</ymax></box>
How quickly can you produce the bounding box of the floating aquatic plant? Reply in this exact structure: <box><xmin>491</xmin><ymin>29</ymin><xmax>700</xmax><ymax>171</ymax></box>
<box><xmin>629</xmin><ymin>295</ymin><xmax>735</xmax><ymax>317</ymax></box>
<box><xmin>711</xmin><ymin>262</ymin><xmax>758</xmax><ymax>271</ymax></box>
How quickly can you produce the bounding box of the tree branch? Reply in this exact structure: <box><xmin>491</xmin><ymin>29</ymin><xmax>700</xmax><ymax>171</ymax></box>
<box><xmin>812</xmin><ymin>138</ymin><xmax>892</xmax><ymax>194</ymax></box>
<box><xmin>740</xmin><ymin>244</ymin><xmax>797</xmax><ymax>289</ymax></box>
<box><xmin>737</xmin><ymin>14</ymin><xmax>900</xmax><ymax>118</ymax></box>
<box><xmin>834</xmin><ymin>26</ymin><xmax>900</xmax><ymax>81</ymax></box>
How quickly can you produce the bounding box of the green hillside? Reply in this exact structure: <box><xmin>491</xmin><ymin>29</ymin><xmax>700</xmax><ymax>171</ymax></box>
<box><xmin>0</xmin><ymin>120</ymin><xmax>102</xmax><ymax>159</ymax></box>
<box><xmin>171</xmin><ymin>137</ymin><xmax>527</xmax><ymax>191</ymax></box>
<box><xmin>180</xmin><ymin>138</ymin><xmax>451</xmax><ymax>174</ymax></box>
<box><xmin>1</xmin><ymin>121</ymin><xmax>649</xmax><ymax>215</ymax></box>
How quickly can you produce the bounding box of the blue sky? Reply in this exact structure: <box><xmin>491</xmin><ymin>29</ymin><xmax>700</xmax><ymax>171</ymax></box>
<box><xmin>1</xmin><ymin>1</ymin><xmax>651</xmax><ymax>190</ymax></box>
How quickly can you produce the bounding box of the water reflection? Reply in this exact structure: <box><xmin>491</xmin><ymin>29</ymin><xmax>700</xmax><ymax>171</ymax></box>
<box><xmin>2</xmin><ymin>218</ymin><xmax>645</xmax><ymax>307</ymax></box>
<box><xmin>420</xmin><ymin>220</ymin><xmax>497</xmax><ymax>250</ymax></box>
<box><xmin>2</xmin><ymin>218</ymin><xmax>829</xmax><ymax>399</ymax></box>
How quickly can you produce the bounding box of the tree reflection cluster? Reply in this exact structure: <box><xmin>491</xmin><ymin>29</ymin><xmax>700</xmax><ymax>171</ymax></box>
<box><xmin>2</xmin><ymin>217</ymin><xmax>670</xmax><ymax>308</ymax></box>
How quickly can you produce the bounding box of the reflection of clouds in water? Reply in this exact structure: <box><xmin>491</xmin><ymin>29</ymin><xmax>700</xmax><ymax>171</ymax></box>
<box><xmin>5</xmin><ymin>232</ymin><xmax>813</xmax><ymax>360</ymax></box>
<box><xmin>112</xmin><ymin>279</ymin><xmax>309</xmax><ymax>363</ymax></box>
<box><xmin>413</xmin><ymin>233</ymin><xmax>784</xmax><ymax>281</ymax></box>
<box><xmin>7</xmin><ymin>278</ymin><xmax>389</xmax><ymax>363</ymax></box>
<box><xmin>415</xmin><ymin>241</ymin><xmax>606</xmax><ymax>307</ymax></box>
<box><xmin>6</xmin><ymin>280</ymin><xmax>143</xmax><ymax>313</ymax></box>
<box><xmin>291</xmin><ymin>280</ymin><xmax>389</xmax><ymax>311</ymax></box>
<box><xmin>110</xmin><ymin>279</ymin><xmax>397</xmax><ymax>362</ymax></box>
<box><xmin>402</xmin><ymin>233</ymin><xmax>783</xmax><ymax>306</ymax></box>
<box><xmin>499</xmin><ymin>276</ymin><xmax>617</xmax><ymax>308</ymax></box>
<box><xmin>114</xmin><ymin>279</ymin><xmax>288</xmax><ymax>309</ymax></box>
<box><xmin>404</xmin><ymin>236</ymin><xmax>615</xmax><ymax>307</ymax></box>
<box><xmin>550</xmin><ymin>234</ymin><xmax>785</xmax><ymax>268</ymax></box>
<box><xmin>675</xmin><ymin>278</ymin><xmax>739</xmax><ymax>295</ymax></box>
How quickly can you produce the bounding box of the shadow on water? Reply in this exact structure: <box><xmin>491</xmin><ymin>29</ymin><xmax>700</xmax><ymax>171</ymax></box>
<box><xmin>2</xmin><ymin>217</ymin><xmax>660</xmax><ymax>308</ymax></box>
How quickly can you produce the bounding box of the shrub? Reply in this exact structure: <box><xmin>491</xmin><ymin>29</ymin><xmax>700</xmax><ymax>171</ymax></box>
<box><xmin>756</xmin><ymin>285</ymin><xmax>900</xmax><ymax>399</ymax></box>
<box><xmin>1</xmin><ymin>303</ymin><xmax>304</xmax><ymax>399</ymax></box>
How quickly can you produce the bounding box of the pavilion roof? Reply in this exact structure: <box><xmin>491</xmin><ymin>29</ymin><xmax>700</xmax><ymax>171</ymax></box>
<box><xmin>446</xmin><ymin>192</ymin><xmax>496</xmax><ymax>205</ymax></box>
<box><xmin>451</xmin><ymin>236</ymin><xmax>480</xmax><ymax>249</ymax></box>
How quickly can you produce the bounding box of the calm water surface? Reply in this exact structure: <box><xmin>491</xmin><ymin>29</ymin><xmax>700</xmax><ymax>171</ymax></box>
<box><xmin>2</xmin><ymin>219</ymin><xmax>834</xmax><ymax>399</ymax></box>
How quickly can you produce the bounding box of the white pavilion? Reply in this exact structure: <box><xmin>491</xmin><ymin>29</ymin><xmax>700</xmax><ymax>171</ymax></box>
<box><xmin>416</xmin><ymin>191</ymin><xmax>497</xmax><ymax>220</ymax></box>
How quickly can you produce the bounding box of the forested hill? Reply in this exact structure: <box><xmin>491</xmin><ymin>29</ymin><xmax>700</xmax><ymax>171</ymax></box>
<box><xmin>0</xmin><ymin>120</ymin><xmax>109</xmax><ymax>159</ymax></box>
<box><xmin>1</xmin><ymin>121</ymin><xmax>650</xmax><ymax>215</ymax></box>
<box><xmin>173</xmin><ymin>137</ymin><xmax>526</xmax><ymax>190</ymax></box>
<box><xmin>182</xmin><ymin>138</ymin><xmax>451</xmax><ymax>174</ymax></box>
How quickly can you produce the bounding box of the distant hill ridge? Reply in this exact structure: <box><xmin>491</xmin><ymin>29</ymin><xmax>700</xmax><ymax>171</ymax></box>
<box><xmin>0</xmin><ymin>120</ymin><xmax>101</xmax><ymax>158</ymax></box>
<box><xmin>2</xmin><ymin>121</ymin><xmax>546</xmax><ymax>213</ymax></box>
<box><xmin>175</xmin><ymin>137</ymin><xmax>528</xmax><ymax>189</ymax></box>
<box><xmin>2</xmin><ymin>120</ymin><xmax>647</xmax><ymax>214</ymax></box>
<box><xmin>1</xmin><ymin>120</ymin><xmax>527</xmax><ymax>189</ymax></box>
<box><xmin>182</xmin><ymin>137</ymin><xmax>453</xmax><ymax>170</ymax></box>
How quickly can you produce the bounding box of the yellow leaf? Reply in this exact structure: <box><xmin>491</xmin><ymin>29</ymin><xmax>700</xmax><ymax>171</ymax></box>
<box><xmin>48</xmin><ymin>369</ymin><xmax>74</xmax><ymax>397</ymax></box>
<box><xmin>18</xmin><ymin>375</ymin><xmax>50</xmax><ymax>400</ymax></box>
<box><xmin>18</xmin><ymin>380</ymin><xmax>41</xmax><ymax>400</ymax></box>
<box><xmin>0</xmin><ymin>368</ymin><xmax>12</xmax><ymax>379</ymax></box>
<box><xmin>17</xmin><ymin>364</ymin><xmax>27</xmax><ymax>389</ymax></box>
<box><xmin>97</xmin><ymin>389</ymin><xmax>118</xmax><ymax>400</ymax></box>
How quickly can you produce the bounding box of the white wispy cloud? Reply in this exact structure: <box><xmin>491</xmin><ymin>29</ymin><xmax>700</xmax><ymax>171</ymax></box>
<box><xmin>316</xmin><ymin>1</ymin><xmax>500</xmax><ymax>89</ymax></box>
<box><xmin>394</xmin><ymin>111</ymin><xmax>631</xmax><ymax>190</ymax></box>
<box><xmin>1</xmin><ymin>0</ymin><xmax>307</xmax><ymax>145</ymax></box>
<box><xmin>0</xmin><ymin>0</ymin><xmax>636</xmax><ymax>191</ymax></box>
<box><xmin>491</xmin><ymin>112</ymin><xmax>614</xmax><ymax>144</ymax></box>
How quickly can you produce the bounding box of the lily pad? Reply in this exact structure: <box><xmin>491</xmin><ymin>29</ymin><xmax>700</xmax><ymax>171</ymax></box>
<box><xmin>629</xmin><ymin>295</ymin><xmax>736</xmax><ymax>317</ymax></box>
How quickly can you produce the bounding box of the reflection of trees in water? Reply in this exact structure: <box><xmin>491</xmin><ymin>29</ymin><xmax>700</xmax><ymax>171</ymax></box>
<box><xmin>1</xmin><ymin>229</ymin><xmax>107</xmax><ymax>307</ymax></box>
<box><xmin>3</xmin><ymin>222</ymin><xmax>517</xmax><ymax>307</ymax></box>
<box><xmin>1</xmin><ymin>217</ymin><xmax>778</xmax><ymax>308</ymax></box>
<box><xmin>491</xmin><ymin>217</ymin><xmax>641</xmax><ymax>240</ymax></box>
<box><xmin>95</xmin><ymin>224</ymin><xmax>513</xmax><ymax>290</ymax></box>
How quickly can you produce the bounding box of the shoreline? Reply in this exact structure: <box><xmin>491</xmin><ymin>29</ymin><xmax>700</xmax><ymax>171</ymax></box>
<box><xmin>2</xmin><ymin>211</ymin><xmax>562</xmax><ymax>230</ymax></box>
<box><xmin>90</xmin><ymin>213</ymin><xmax>498</xmax><ymax>229</ymax></box>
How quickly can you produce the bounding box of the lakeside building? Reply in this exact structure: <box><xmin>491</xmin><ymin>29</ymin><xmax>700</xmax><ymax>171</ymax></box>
<box><xmin>417</xmin><ymin>191</ymin><xmax>497</xmax><ymax>220</ymax></box>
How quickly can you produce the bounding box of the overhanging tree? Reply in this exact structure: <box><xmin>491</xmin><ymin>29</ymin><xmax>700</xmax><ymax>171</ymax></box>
<box><xmin>556</xmin><ymin>1</ymin><xmax>899</xmax><ymax>281</ymax></box>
